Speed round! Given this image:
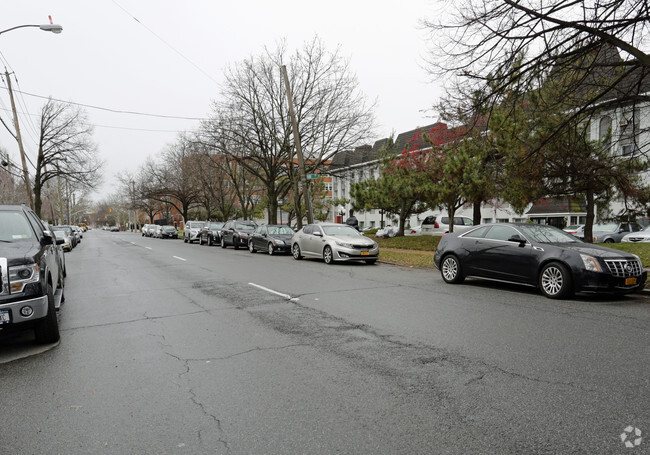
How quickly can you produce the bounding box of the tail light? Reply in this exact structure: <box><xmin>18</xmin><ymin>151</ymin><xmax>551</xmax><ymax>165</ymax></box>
<box><xmin>434</xmin><ymin>222</ymin><xmax>439</xmax><ymax>228</ymax></box>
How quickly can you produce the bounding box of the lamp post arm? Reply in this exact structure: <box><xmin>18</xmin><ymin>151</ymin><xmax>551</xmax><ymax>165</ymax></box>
<box><xmin>0</xmin><ymin>24</ymin><xmax>39</xmax><ymax>35</ymax></box>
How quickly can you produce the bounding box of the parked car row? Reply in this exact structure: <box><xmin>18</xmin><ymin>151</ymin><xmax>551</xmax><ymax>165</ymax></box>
<box><xmin>182</xmin><ymin>219</ymin><xmax>380</xmax><ymax>265</ymax></box>
<box><xmin>142</xmin><ymin>224</ymin><xmax>179</xmax><ymax>239</ymax></box>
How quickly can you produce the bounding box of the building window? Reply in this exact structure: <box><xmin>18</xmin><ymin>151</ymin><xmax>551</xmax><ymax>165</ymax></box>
<box><xmin>324</xmin><ymin>183</ymin><xmax>332</xmax><ymax>192</ymax></box>
<box><xmin>496</xmin><ymin>218</ymin><xmax>509</xmax><ymax>223</ymax></box>
<box><xmin>370</xmin><ymin>220</ymin><xmax>375</xmax><ymax>228</ymax></box>
<box><xmin>513</xmin><ymin>218</ymin><xmax>526</xmax><ymax>223</ymax></box>
<box><xmin>619</xmin><ymin>109</ymin><xmax>640</xmax><ymax>156</ymax></box>
<box><xmin>599</xmin><ymin>115</ymin><xmax>612</xmax><ymax>149</ymax></box>
<box><xmin>482</xmin><ymin>218</ymin><xmax>493</xmax><ymax>224</ymax></box>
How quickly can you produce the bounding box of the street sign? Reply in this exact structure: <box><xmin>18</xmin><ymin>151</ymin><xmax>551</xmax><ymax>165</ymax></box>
<box><xmin>306</xmin><ymin>173</ymin><xmax>319</xmax><ymax>179</ymax></box>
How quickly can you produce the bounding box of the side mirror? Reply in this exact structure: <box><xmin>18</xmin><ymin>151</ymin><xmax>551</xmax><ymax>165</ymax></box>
<box><xmin>41</xmin><ymin>231</ymin><xmax>54</xmax><ymax>246</ymax></box>
<box><xmin>313</xmin><ymin>231</ymin><xmax>323</xmax><ymax>237</ymax></box>
<box><xmin>56</xmin><ymin>238</ymin><xmax>65</xmax><ymax>245</ymax></box>
<box><xmin>508</xmin><ymin>235</ymin><xmax>526</xmax><ymax>246</ymax></box>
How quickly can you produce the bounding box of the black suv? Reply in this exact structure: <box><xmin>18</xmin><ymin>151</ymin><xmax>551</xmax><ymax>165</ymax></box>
<box><xmin>0</xmin><ymin>205</ymin><xmax>65</xmax><ymax>344</ymax></box>
<box><xmin>220</xmin><ymin>220</ymin><xmax>257</xmax><ymax>249</ymax></box>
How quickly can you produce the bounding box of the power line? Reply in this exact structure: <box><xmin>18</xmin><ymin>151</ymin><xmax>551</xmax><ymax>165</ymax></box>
<box><xmin>0</xmin><ymin>86</ymin><xmax>208</xmax><ymax>121</ymax></box>
<box><xmin>0</xmin><ymin>106</ymin><xmax>190</xmax><ymax>134</ymax></box>
<box><xmin>110</xmin><ymin>0</ymin><xmax>221</xmax><ymax>86</ymax></box>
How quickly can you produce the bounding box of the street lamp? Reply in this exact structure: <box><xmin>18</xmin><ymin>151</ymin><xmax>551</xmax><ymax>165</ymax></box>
<box><xmin>1</xmin><ymin>18</ymin><xmax>63</xmax><ymax>209</ymax></box>
<box><xmin>0</xmin><ymin>18</ymin><xmax>63</xmax><ymax>36</ymax></box>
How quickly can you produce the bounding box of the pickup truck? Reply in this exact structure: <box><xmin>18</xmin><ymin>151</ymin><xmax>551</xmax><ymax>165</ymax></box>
<box><xmin>0</xmin><ymin>205</ymin><xmax>65</xmax><ymax>344</ymax></box>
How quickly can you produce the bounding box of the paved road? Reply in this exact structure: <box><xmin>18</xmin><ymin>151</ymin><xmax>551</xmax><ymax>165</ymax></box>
<box><xmin>1</xmin><ymin>230</ymin><xmax>648</xmax><ymax>454</ymax></box>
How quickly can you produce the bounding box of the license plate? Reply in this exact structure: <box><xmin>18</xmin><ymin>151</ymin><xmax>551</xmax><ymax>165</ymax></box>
<box><xmin>625</xmin><ymin>277</ymin><xmax>637</xmax><ymax>286</ymax></box>
<box><xmin>0</xmin><ymin>310</ymin><xmax>10</xmax><ymax>325</ymax></box>
<box><xmin>360</xmin><ymin>251</ymin><xmax>369</xmax><ymax>256</ymax></box>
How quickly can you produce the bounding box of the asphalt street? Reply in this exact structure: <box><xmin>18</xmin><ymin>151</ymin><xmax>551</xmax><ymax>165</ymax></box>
<box><xmin>0</xmin><ymin>230</ymin><xmax>648</xmax><ymax>454</ymax></box>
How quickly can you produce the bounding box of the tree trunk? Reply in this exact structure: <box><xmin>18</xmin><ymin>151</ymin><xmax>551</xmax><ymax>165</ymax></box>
<box><xmin>472</xmin><ymin>199</ymin><xmax>482</xmax><ymax>226</ymax></box>
<box><xmin>447</xmin><ymin>204</ymin><xmax>456</xmax><ymax>233</ymax></box>
<box><xmin>584</xmin><ymin>190</ymin><xmax>595</xmax><ymax>243</ymax></box>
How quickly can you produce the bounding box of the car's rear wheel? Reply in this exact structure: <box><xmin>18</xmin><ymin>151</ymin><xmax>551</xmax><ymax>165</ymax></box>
<box><xmin>184</xmin><ymin>236</ymin><xmax>188</xmax><ymax>243</ymax></box>
<box><xmin>323</xmin><ymin>246</ymin><xmax>334</xmax><ymax>264</ymax></box>
<box><xmin>539</xmin><ymin>262</ymin><xmax>573</xmax><ymax>299</ymax></box>
<box><xmin>441</xmin><ymin>254</ymin><xmax>464</xmax><ymax>284</ymax></box>
<box><xmin>221</xmin><ymin>237</ymin><xmax>227</xmax><ymax>248</ymax></box>
<box><xmin>249</xmin><ymin>241</ymin><xmax>256</xmax><ymax>253</ymax></box>
<box><xmin>233</xmin><ymin>237</ymin><xmax>239</xmax><ymax>250</ymax></box>
<box><xmin>292</xmin><ymin>244</ymin><xmax>303</xmax><ymax>260</ymax></box>
<box><xmin>268</xmin><ymin>243</ymin><xmax>274</xmax><ymax>255</ymax></box>
<box><xmin>34</xmin><ymin>282</ymin><xmax>60</xmax><ymax>344</ymax></box>
<box><xmin>604</xmin><ymin>238</ymin><xmax>614</xmax><ymax>243</ymax></box>
<box><xmin>208</xmin><ymin>236</ymin><xmax>213</xmax><ymax>246</ymax></box>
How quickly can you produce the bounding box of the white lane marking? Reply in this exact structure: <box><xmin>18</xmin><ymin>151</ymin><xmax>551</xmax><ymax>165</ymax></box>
<box><xmin>173</xmin><ymin>256</ymin><xmax>187</xmax><ymax>261</ymax></box>
<box><xmin>130</xmin><ymin>242</ymin><xmax>136</xmax><ymax>245</ymax></box>
<box><xmin>145</xmin><ymin>247</ymin><xmax>152</xmax><ymax>250</ymax></box>
<box><xmin>249</xmin><ymin>282</ymin><xmax>299</xmax><ymax>301</ymax></box>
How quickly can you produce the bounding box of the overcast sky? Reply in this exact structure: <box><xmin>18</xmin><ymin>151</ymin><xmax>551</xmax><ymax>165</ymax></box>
<box><xmin>1</xmin><ymin>0</ymin><xmax>442</xmax><ymax>202</ymax></box>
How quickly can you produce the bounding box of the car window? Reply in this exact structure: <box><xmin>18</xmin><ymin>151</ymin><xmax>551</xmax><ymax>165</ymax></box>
<box><xmin>322</xmin><ymin>225</ymin><xmax>361</xmax><ymax>236</ymax></box>
<box><xmin>422</xmin><ymin>216</ymin><xmax>436</xmax><ymax>225</ymax></box>
<box><xmin>272</xmin><ymin>226</ymin><xmax>294</xmax><ymax>235</ymax></box>
<box><xmin>26</xmin><ymin>211</ymin><xmax>46</xmax><ymax>237</ymax></box>
<box><xmin>303</xmin><ymin>225</ymin><xmax>313</xmax><ymax>234</ymax></box>
<box><xmin>484</xmin><ymin>225</ymin><xmax>519</xmax><ymax>241</ymax></box>
<box><xmin>520</xmin><ymin>224</ymin><xmax>580</xmax><ymax>243</ymax></box>
<box><xmin>592</xmin><ymin>223</ymin><xmax>618</xmax><ymax>232</ymax></box>
<box><xmin>463</xmin><ymin>226</ymin><xmax>491</xmax><ymax>239</ymax></box>
<box><xmin>441</xmin><ymin>217</ymin><xmax>449</xmax><ymax>225</ymax></box>
<box><xmin>312</xmin><ymin>226</ymin><xmax>323</xmax><ymax>235</ymax></box>
<box><xmin>462</xmin><ymin>218</ymin><xmax>474</xmax><ymax>226</ymax></box>
<box><xmin>0</xmin><ymin>212</ymin><xmax>35</xmax><ymax>241</ymax></box>
<box><xmin>235</xmin><ymin>223</ymin><xmax>255</xmax><ymax>231</ymax></box>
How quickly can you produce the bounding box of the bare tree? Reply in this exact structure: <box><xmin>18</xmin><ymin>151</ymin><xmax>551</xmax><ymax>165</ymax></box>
<box><xmin>33</xmin><ymin>99</ymin><xmax>103</xmax><ymax>218</ymax></box>
<box><xmin>425</xmin><ymin>1</ymin><xmax>650</xmax><ymax>142</ymax></box>
<box><xmin>141</xmin><ymin>136</ymin><xmax>203</xmax><ymax>223</ymax></box>
<box><xmin>202</xmin><ymin>37</ymin><xmax>375</xmax><ymax>225</ymax></box>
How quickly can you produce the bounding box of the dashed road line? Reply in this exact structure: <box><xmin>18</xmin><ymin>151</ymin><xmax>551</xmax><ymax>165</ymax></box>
<box><xmin>249</xmin><ymin>282</ymin><xmax>299</xmax><ymax>301</ymax></box>
<box><xmin>173</xmin><ymin>256</ymin><xmax>187</xmax><ymax>261</ymax></box>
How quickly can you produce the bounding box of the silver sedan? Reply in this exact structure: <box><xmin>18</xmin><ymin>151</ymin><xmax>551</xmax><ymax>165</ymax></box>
<box><xmin>291</xmin><ymin>223</ymin><xmax>379</xmax><ymax>264</ymax></box>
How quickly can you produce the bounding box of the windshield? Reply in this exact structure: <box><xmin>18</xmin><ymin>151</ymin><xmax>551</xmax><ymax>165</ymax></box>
<box><xmin>519</xmin><ymin>224</ymin><xmax>581</xmax><ymax>243</ymax></box>
<box><xmin>53</xmin><ymin>230</ymin><xmax>67</xmax><ymax>238</ymax></box>
<box><xmin>162</xmin><ymin>226</ymin><xmax>176</xmax><ymax>231</ymax></box>
<box><xmin>236</xmin><ymin>223</ymin><xmax>256</xmax><ymax>231</ymax></box>
<box><xmin>210</xmin><ymin>223</ymin><xmax>224</xmax><ymax>229</ymax></box>
<box><xmin>0</xmin><ymin>212</ymin><xmax>35</xmax><ymax>242</ymax></box>
<box><xmin>592</xmin><ymin>223</ymin><xmax>618</xmax><ymax>232</ymax></box>
<box><xmin>268</xmin><ymin>226</ymin><xmax>294</xmax><ymax>235</ymax></box>
<box><xmin>322</xmin><ymin>225</ymin><xmax>362</xmax><ymax>237</ymax></box>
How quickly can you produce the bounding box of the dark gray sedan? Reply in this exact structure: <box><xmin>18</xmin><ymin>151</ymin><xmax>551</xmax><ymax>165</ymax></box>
<box><xmin>248</xmin><ymin>224</ymin><xmax>294</xmax><ymax>255</ymax></box>
<box><xmin>434</xmin><ymin>223</ymin><xmax>646</xmax><ymax>298</ymax></box>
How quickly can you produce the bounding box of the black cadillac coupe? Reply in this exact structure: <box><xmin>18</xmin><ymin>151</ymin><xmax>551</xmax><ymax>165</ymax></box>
<box><xmin>434</xmin><ymin>223</ymin><xmax>646</xmax><ymax>299</ymax></box>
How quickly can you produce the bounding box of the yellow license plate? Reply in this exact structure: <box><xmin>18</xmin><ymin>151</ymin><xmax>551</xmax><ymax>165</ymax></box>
<box><xmin>360</xmin><ymin>251</ymin><xmax>369</xmax><ymax>256</ymax></box>
<box><xmin>625</xmin><ymin>277</ymin><xmax>637</xmax><ymax>286</ymax></box>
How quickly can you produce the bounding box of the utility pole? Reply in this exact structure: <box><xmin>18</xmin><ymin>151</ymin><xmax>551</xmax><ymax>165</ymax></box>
<box><xmin>5</xmin><ymin>71</ymin><xmax>33</xmax><ymax>208</ymax></box>
<box><xmin>281</xmin><ymin>65</ymin><xmax>313</xmax><ymax>225</ymax></box>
